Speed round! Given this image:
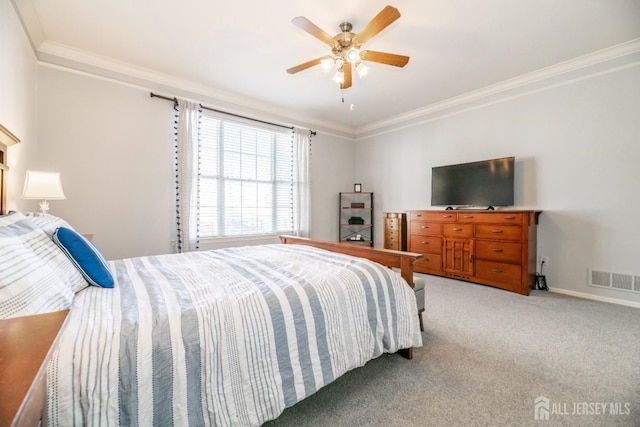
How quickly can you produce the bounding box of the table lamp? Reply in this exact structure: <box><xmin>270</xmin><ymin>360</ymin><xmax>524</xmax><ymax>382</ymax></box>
<box><xmin>22</xmin><ymin>170</ymin><xmax>66</xmax><ymax>215</ymax></box>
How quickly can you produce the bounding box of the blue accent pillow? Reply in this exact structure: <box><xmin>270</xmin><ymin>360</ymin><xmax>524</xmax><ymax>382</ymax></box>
<box><xmin>52</xmin><ymin>227</ymin><xmax>114</xmax><ymax>288</ymax></box>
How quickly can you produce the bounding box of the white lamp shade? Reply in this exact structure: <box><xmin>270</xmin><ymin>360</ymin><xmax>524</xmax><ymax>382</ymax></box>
<box><xmin>22</xmin><ymin>170</ymin><xmax>67</xmax><ymax>200</ymax></box>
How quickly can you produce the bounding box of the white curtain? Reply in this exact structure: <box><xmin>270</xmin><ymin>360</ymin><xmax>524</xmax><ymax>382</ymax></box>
<box><xmin>175</xmin><ymin>99</ymin><xmax>201</xmax><ymax>252</ymax></box>
<box><xmin>293</xmin><ymin>128</ymin><xmax>311</xmax><ymax>237</ymax></box>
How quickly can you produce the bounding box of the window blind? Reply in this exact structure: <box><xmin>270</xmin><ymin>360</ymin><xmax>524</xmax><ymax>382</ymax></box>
<box><xmin>199</xmin><ymin>111</ymin><xmax>295</xmax><ymax>238</ymax></box>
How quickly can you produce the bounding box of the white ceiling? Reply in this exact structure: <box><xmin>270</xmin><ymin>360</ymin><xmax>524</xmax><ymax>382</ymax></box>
<box><xmin>13</xmin><ymin>0</ymin><xmax>640</xmax><ymax>135</ymax></box>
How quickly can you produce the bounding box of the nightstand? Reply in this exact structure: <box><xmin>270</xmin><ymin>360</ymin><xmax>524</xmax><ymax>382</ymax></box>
<box><xmin>0</xmin><ymin>310</ymin><xmax>69</xmax><ymax>426</ymax></box>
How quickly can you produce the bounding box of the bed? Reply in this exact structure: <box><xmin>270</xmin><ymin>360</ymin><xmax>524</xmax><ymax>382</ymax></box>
<box><xmin>0</xmin><ymin>213</ymin><xmax>423</xmax><ymax>426</ymax></box>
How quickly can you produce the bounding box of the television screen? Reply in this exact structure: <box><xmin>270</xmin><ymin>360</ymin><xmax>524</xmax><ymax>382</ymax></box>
<box><xmin>431</xmin><ymin>157</ymin><xmax>515</xmax><ymax>208</ymax></box>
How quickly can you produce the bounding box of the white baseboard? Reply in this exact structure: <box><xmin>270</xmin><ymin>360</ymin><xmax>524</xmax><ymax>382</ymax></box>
<box><xmin>548</xmin><ymin>287</ymin><xmax>640</xmax><ymax>309</ymax></box>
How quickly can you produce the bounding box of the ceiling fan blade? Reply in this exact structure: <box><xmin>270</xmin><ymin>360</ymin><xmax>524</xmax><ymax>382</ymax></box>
<box><xmin>352</xmin><ymin>5</ymin><xmax>401</xmax><ymax>45</ymax></box>
<box><xmin>360</xmin><ymin>50</ymin><xmax>409</xmax><ymax>67</ymax></box>
<box><xmin>292</xmin><ymin>16</ymin><xmax>336</xmax><ymax>47</ymax></box>
<box><xmin>341</xmin><ymin>63</ymin><xmax>352</xmax><ymax>89</ymax></box>
<box><xmin>286</xmin><ymin>57</ymin><xmax>324</xmax><ymax>74</ymax></box>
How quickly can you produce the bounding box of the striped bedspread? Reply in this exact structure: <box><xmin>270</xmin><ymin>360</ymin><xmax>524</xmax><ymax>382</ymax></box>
<box><xmin>47</xmin><ymin>244</ymin><xmax>422</xmax><ymax>426</ymax></box>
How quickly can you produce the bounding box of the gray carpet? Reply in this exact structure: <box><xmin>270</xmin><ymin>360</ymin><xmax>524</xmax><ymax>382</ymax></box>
<box><xmin>265</xmin><ymin>275</ymin><xmax>640</xmax><ymax>426</ymax></box>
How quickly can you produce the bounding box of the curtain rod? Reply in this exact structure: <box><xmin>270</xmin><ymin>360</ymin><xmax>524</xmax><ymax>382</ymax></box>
<box><xmin>150</xmin><ymin>92</ymin><xmax>316</xmax><ymax>136</ymax></box>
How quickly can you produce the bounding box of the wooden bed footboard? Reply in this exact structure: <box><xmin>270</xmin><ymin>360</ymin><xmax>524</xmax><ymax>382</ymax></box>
<box><xmin>279</xmin><ymin>235</ymin><xmax>424</xmax><ymax>360</ymax></box>
<box><xmin>279</xmin><ymin>235</ymin><xmax>423</xmax><ymax>287</ymax></box>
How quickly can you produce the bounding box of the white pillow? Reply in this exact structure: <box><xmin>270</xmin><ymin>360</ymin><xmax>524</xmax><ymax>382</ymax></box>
<box><xmin>26</xmin><ymin>212</ymin><xmax>74</xmax><ymax>237</ymax></box>
<box><xmin>0</xmin><ymin>214</ymin><xmax>88</xmax><ymax>319</ymax></box>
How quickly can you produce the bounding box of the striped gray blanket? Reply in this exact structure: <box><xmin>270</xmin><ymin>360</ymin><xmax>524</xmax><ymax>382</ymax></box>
<box><xmin>47</xmin><ymin>244</ymin><xmax>422</xmax><ymax>426</ymax></box>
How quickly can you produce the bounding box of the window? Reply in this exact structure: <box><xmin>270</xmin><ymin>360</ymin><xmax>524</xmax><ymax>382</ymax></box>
<box><xmin>199</xmin><ymin>112</ymin><xmax>296</xmax><ymax>238</ymax></box>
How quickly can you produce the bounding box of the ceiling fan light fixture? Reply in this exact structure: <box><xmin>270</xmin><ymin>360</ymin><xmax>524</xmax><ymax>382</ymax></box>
<box><xmin>345</xmin><ymin>47</ymin><xmax>360</xmax><ymax>63</ymax></box>
<box><xmin>355</xmin><ymin>62</ymin><xmax>369</xmax><ymax>78</ymax></box>
<box><xmin>332</xmin><ymin>69</ymin><xmax>344</xmax><ymax>84</ymax></box>
<box><xmin>320</xmin><ymin>56</ymin><xmax>334</xmax><ymax>72</ymax></box>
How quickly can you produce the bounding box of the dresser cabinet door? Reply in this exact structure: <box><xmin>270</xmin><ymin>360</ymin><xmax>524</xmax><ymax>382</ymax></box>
<box><xmin>443</xmin><ymin>238</ymin><xmax>474</xmax><ymax>276</ymax></box>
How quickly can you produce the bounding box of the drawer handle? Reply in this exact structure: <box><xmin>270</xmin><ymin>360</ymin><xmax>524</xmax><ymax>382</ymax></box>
<box><xmin>491</xmin><ymin>229</ymin><xmax>503</xmax><ymax>233</ymax></box>
<box><xmin>491</xmin><ymin>248</ymin><xmax>503</xmax><ymax>252</ymax></box>
<box><xmin>491</xmin><ymin>268</ymin><xmax>503</xmax><ymax>273</ymax></box>
<box><xmin>504</xmin><ymin>216</ymin><xmax>516</xmax><ymax>220</ymax></box>
<box><xmin>452</xmin><ymin>227</ymin><xmax>463</xmax><ymax>231</ymax></box>
<box><xmin>463</xmin><ymin>215</ymin><xmax>473</xmax><ymax>219</ymax></box>
<box><xmin>421</xmin><ymin>225</ymin><xmax>430</xmax><ymax>229</ymax></box>
<box><xmin>416</xmin><ymin>214</ymin><xmax>422</xmax><ymax>217</ymax></box>
<box><xmin>442</xmin><ymin>215</ymin><xmax>452</xmax><ymax>218</ymax></box>
<box><xmin>421</xmin><ymin>241</ymin><xmax>429</xmax><ymax>245</ymax></box>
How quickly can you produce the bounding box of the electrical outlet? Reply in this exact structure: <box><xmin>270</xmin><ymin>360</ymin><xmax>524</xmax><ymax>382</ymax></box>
<box><xmin>539</xmin><ymin>255</ymin><xmax>550</xmax><ymax>268</ymax></box>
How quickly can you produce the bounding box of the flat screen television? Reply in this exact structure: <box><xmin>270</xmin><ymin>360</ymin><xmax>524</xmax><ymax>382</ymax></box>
<box><xmin>431</xmin><ymin>156</ymin><xmax>515</xmax><ymax>208</ymax></box>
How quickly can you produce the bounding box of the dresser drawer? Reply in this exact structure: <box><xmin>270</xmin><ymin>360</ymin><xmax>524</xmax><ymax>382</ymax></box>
<box><xmin>384</xmin><ymin>212</ymin><xmax>404</xmax><ymax>219</ymax></box>
<box><xmin>458</xmin><ymin>212</ymin><xmax>524</xmax><ymax>224</ymax></box>
<box><xmin>475</xmin><ymin>224</ymin><xmax>521</xmax><ymax>241</ymax></box>
<box><xmin>409</xmin><ymin>235</ymin><xmax>442</xmax><ymax>254</ymax></box>
<box><xmin>443</xmin><ymin>223</ymin><xmax>474</xmax><ymax>238</ymax></box>
<box><xmin>475</xmin><ymin>241</ymin><xmax>521</xmax><ymax>264</ymax></box>
<box><xmin>475</xmin><ymin>260</ymin><xmax>521</xmax><ymax>285</ymax></box>
<box><xmin>410</xmin><ymin>211</ymin><xmax>456</xmax><ymax>222</ymax></box>
<box><xmin>414</xmin><ymin>254</ymin><xmax>442</xmax><ymax>272</ymax></box>
<box><xmin>410</xmin><ymin>222</ymin><xmax>442</xmax><ymax>236</ymax></box>
<box><xmin>385</xmin><ymin>228</ymin><xmax>400</xmax><ymax>239</ymax></box>
<box><xmin>385</xmin><ymin>218</ymin><xmax>401</xmax><ymax>229</ymax></box>
<box><xmin>384</xmin><ymin>236</ymin><xmax>401</xmax><ymax>247</ymax></box>
<box><xmin>385</xmin><ymin>231</ymin><xmax>401</xmax><ymax>247</ymax></box>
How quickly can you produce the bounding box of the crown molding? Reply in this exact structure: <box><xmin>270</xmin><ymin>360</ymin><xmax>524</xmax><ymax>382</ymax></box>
<box><xmin>9</xmin><ymin>0</ymin><xmax>45</xmax><ymax>51</ymax></box>
<box><xmin>34</xmin><ymin>36</ymin><xmax>640</xmax><ymax>141</ymax></box>
<box><xmin>35</xmin><ymin>41</ymin><xmax>355</xmax><ymax>138</ymax></box>
<box><xmin>356</xmin><ymin>38</ymin><xmax>640</xmax><ymax>136</ymax></box>
<box><xmin>11</xmin><ymin>0</ymin><xmax>640</xmax><ymax>140</ymax></box>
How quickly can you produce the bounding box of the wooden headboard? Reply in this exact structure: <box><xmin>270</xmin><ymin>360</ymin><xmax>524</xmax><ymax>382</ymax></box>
<box><xmin>0</xmin><ymin>124</ymin><xmax>21</xmax><ymax>215</ymax></box>
<box><xmin>0</xmin><ymin>143</ymin><xmax>7</xmax><ymax>215</ymax></box>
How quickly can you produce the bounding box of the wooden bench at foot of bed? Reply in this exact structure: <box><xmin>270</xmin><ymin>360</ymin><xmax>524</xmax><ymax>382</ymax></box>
<box><xmin>279</xmin><ymin>235</ymin><xmax>424</xmax><ymax>360</ymax></box>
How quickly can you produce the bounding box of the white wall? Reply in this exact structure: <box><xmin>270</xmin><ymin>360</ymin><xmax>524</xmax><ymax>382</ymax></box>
<box><xmin>309</xmin><ymin>133</ymin><xmax>355</xmax><ymax>242</ymax></box>
<box><xmin>37</xmin><ymin>66</ymin><xmax>177</xmax><ymax>259</ymax></box>
<box><xmin>0</xmin><ymin>0</ymin><xmax>39</xmax><ymax>211</ymax></box>
<box><xmin>354</xmin><ymin>61</ymin><xmax>640</xmax><ymax>304</ymax></box>
<box><xmin>36</xmin><ymin>65</ymin><xmax>355</xmax><ymax>259</ymax></box>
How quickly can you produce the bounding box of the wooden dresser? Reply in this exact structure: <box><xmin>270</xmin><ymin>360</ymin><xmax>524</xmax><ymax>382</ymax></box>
<box><xmin>383</xmin><ymin>212</ymin><xmax>407</xmax><ymax>251</ymax></box>
<box><xmin>0</xmin><ymin>310</ymin><xmax>69</xmax><ymax>426</ymax></box>
<box><xmin>407</xmin><ymin>210</ymin><xmax>541</xmax><ymax>295</ymax></box>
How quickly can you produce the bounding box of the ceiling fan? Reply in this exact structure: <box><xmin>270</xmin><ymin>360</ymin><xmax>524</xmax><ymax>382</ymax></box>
<box><xmin>286</xmin><ymin>5</ymin><xmax>409</xmax><ymax>90</ymax></box>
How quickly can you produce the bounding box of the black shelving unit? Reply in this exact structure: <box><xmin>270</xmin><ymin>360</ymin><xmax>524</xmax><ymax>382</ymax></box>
<box><xmin>339</xmin><ymin>192</ymin><xmax>373</xmax><ymax>246</ymax></box>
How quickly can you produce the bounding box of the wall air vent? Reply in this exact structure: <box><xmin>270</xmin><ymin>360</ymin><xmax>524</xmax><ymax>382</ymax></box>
<box><xmin>589</xmin><ymin>269</ymin><xmax>640</xmax><ymax>294</ymax></box>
